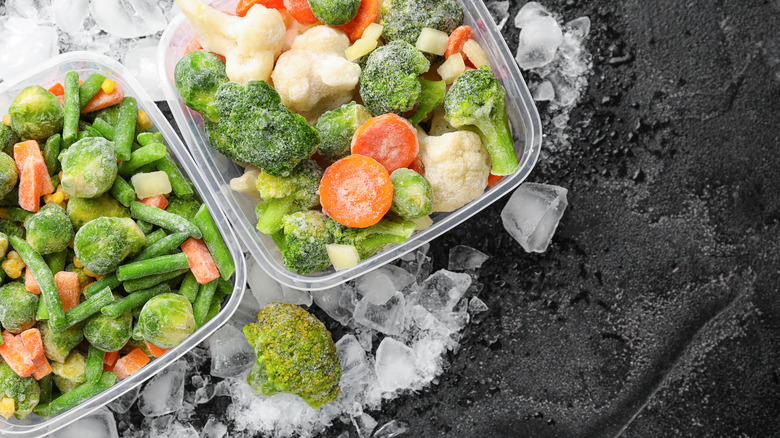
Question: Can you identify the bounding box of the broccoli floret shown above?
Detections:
[243,303,341,409]
[381,0,463,46]
[0,124,20,157]
[359,41,430,116]
[174,50,229,122]
[315,102,372,162]
[309,0,361,25]
[0,360,39,420]
[279,211,333,275]
[204,81,319,176]
[254,159,322,236]
[444,66,519,176]
[8,85,65,140]
[329,215,416,259]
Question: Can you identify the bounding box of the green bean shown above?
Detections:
[38,374,53,405]
[142,229,167,249]
[8,207,32,223]
[9,235,66,331]
[132,232,188,263]
[131,141,144,152]
[62,71,80,147]
[116,253,190,282]
[190,204,234,280]
[44,250,68,274]
[113,97,137,161]
[86,344,105,384]
[101,283,170,319]
[110,175,136,208]
[136,220,154,235]
[77,120,103,138]
[35,371,116,417]
[204,278,232,323]
[205,300,221,323]
[91,117,115,141]
[64,287,113,327]
[137,132,164,146]
[135,163,157,174]
[84,274,120,298]
[36,294,49,321]
[43,134,61,175]
[118,143,167,176]
[130,201,201,238]
[179,271,199,303]
[155,154,194,199]
[123,268,189,293]
[193,278,218,328]
[78,73,106,111]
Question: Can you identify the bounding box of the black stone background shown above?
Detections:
[142,0,780,436]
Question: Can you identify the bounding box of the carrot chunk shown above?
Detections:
[181,238,220,285]
[351,113,419,174]
[145,341,169,358]
[283,0,319,24]
[336,0,380,42]
[319,154,393,228]
[54,271,81,312]
[25,268,41,295]
[487,173,503,188]
[48,83,64,96]
[139,195,169,210]
[81,83,125,113]
[236,0,284,16]
[445,25,474,59]
[20,328,52,380]
[0,332,34,378]
[104,350,120,367]
[113,348,150,379]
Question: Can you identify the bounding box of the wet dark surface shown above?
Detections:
[144,0,780,436]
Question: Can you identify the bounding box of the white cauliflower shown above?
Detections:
[417,129,490,212]
[176,0,285,84]
[271,26,361,120]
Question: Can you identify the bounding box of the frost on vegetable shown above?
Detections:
[0,361,39,420]
[0,153,19,199]
[8,85,64,141]
[67,194,130,230]
[359,40,430,116]
[390,168,434,219]
[309,0,361,25]
[24,203,74,255]
[51,350,87,394]
[417,129,489,212]
[40,320,84,364]
[84,308,133,353]
[315,102,372,162]
[280,211,334,275]
[271,26,362,120]
[0,125,20,157]
[174,50,230,122]
[0,283,38,334]
[73,217,146,275]
[60,137,118,198]
[134,293,196,349]
[175,0,286,84]
[381,0,463,49]
[254,159,322,236]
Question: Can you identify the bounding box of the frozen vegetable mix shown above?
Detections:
[133,293,196,349]
[60,137,118,198]
[8,86,64,141]
[24,204,74,255]
[174,50,230,122]
[73,217,145,275]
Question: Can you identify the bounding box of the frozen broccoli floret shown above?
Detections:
[66,195,130,230]
[444,66,518,176]
[40,320,84,363]
[51,350,87,394]
[359,41,430,115]
[84,307,132,352]
[73,217,146,275]
[0,124,20,156]
[0,220,24,239]
[24,204,74,255]
[0,152,18,199]
[243,303,341,409]
[381,0,463,47]
[174,50,230,122]
[390,168,433,219]
[8,85,64,140]
[204,81,319,176]
[0,360,39,420]
[60,137,118,198]
[309,0,361,25]
[329,215,416,259]
[315,102,372,161]
[133,293,196,348]
[254,159,322,235]
[279,211,334,275]
[0,283,39,333]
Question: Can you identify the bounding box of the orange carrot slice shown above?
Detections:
[145,341,169,358]
[15,141,53,212]
[25,268,41,295]
[336,0,380,42]
[181,238,220,285]
[48,83,64,96]
[236,0,284,16]
[0,332,34,378]
[283,0,319,24]
[139,195,169,210]
[81,83,125,113]
[113,348,150,379]
[487,173,503,188]
[104,351,119,367]
[351,114,419,174]
[319,154,393,228]
[20,328,52,380]
[445,25,474,59]
[54,271,81,312]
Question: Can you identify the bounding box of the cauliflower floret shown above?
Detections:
[417,129,490,212]
[271,26,361,120]
[176,0,286,84]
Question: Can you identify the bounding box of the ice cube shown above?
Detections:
[89,0,167,38]
[107,386,141,414]
[122,39,166,101]
[469,296,489,313]
[532,80,555,101]
[486,1,510,30]
[412,334,449,383]
[202,417,229,438]
[514,1,549,29]
[565,16,591,43]
[515,3,563,70]
[373,420,410,438]
[398,251,432,283]
[355,271,397,305]
[312,285,353,325]
[376,264,416,290]
[166,421,199,438]
[6,0,53,21]
[282,285,312,306]
[418,270,472,314]
[0,17,59,83]
[356,327,374,351]
[247,255,312,307]
[352,413,378,438]
[52,0,89,34]
[137,360,186,417]
[447,245,489,271]
[375,338,417,392]
[209,324,256,378]
[337,334,373,387]
[353,291,406,335]
[52,407,118,438]
[500,182,568,253]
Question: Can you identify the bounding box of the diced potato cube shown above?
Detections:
[437,53,466,84]
[346,38,378,62]
[411,215,433,230]
[416,27,449,56]
[0,397,14,419]
[131,171,172,199]
[326,244,360,271]
[361,23,384,42]
[229,168,263,201]
[463,39,489,68]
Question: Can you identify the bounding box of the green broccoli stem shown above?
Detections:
[256,197,296,235]
[474,112,519,176]
[357,233,411,259]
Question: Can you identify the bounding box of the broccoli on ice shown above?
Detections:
[279,211,334,275]
[254,159,322,236]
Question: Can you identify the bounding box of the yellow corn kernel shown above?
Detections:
[101,79,116,94]
[73,257,83,269]
[137,110,151,130]
[0,208,8,220]
[44,191,65,205]
[0,397,14,419]
[2,257,25,279]
[7,251,21,261]
[2,115,10,127]
[83,267,99,278]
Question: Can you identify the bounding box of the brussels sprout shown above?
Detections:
[134,293,196,349]
[0,124,20,157]
[8,85,64,140]
[84,310,132,352]
[51,350,87,394]
[0,152,18,199]
[0,360,40,420]
[309,0,361,25]
[66,195,130,230]
[174,50,229,122]
[389,168,433,219]
[165,196,202,221]
[24,204,74,255]
[39,320,85,363]
[73,217,145,275]
[0,283,38,333]
[60,137,118,198]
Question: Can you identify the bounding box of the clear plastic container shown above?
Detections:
[159,0,542,291]
[0,52,246,437]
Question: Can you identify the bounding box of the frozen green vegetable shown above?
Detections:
[60,137,118,198]
[73,217,146,275]
[133,293,196,349]
[0,152,19,199]
[84,307,133,352]
[8,85,64,140]
[0,360,40,420]
[279,211,334,275]
[51,350,87,394]
[66,195,130,230]
[359,41,430,116]
[329,215,416,259]
[174,50,230,122]
[315,102,372,161]
[39,320,84,363]
[309,0,361,25]
[0,283,39,333]
[254,159,322,236]
[381,0,463,46]
[24,204,74,255]
[390,168,433,219]
[0,124,20,156]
